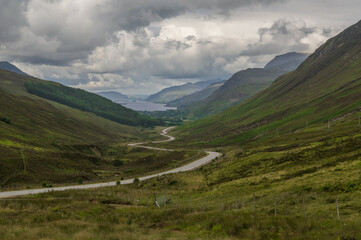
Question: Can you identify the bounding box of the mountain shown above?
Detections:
[177,20,361,146]
[166,80,225,108]
[96,91,129,102]
[185,52,309,119]
[146,79,221,103]
[0,69,159,186]
[264,52,310,71]
[25,81,161,127]
[0,61,30,76]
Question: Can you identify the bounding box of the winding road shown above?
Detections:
[0,127,220,198]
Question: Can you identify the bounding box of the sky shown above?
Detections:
[0,0,360,95]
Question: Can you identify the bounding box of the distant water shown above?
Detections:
[116,100,177,112]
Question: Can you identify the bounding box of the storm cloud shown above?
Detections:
[0,0,360,94]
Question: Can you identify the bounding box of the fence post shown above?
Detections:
[235,196,238,210]
[203,197,205,211]
[189,197,191,209]
[274,197,277,215]
[253,193,255,213]
[164,191,166,208]
[336,196,340,220]
[218,195,221,211]
[302,195,306,219]
[176,196,178,208]
[154,193,157,207]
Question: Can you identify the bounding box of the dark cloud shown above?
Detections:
[97,0,284,31]
[1,0,358,94]
[0,0,29,43]
[0,0,284,66]
[241,19,339,56]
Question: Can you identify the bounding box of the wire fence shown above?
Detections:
[152,192,361,221]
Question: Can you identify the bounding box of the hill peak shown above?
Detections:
[264,52,309,72]
[0,61,30,76]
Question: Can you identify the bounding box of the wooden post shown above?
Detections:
[235,196,238,210]
[21,149,26,174]
[336,196,340,220]
[203,197,205,211]
[176,196,178,208]
[218,195,221,211]
[302,196,306,219]
[189,197,191,209]
[274,198,277,215]
[164,191,166,208]
[154,193,157,207]
[253,193,255,213]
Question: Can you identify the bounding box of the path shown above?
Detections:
[0,127,220,198]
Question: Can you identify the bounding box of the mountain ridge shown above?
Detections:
[146,79,221,103]
[176,20,361,146]
[184,52,309,119]
[0,61,30,76]
[96,91,130,102]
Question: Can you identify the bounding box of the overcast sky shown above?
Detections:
[0,0,360,95]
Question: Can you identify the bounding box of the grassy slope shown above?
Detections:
[175,20,361,146]
[0,70,182,187]
[186,68,280,119]
[24,79,161,127]
[184,53,308,119]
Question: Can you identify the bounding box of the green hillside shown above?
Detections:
[0,70,165,186]
[176,21,361,146]
[24,81,161,127]
[185,52,308,119]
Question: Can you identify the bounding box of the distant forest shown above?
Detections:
[25,81,162,127]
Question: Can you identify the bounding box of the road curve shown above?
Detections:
[0,127,220,198]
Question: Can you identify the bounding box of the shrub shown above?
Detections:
[0,117,10,124]
[116,180,121,186]
[133,178,140,184]
[113,159,124,167]
[77,178,84,184]
[41,181,53,188]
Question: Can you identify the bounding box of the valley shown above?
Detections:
[0,4,360,239]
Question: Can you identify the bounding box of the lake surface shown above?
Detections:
[115,100,177,112]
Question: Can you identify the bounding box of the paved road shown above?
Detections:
[0,127,220,198]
